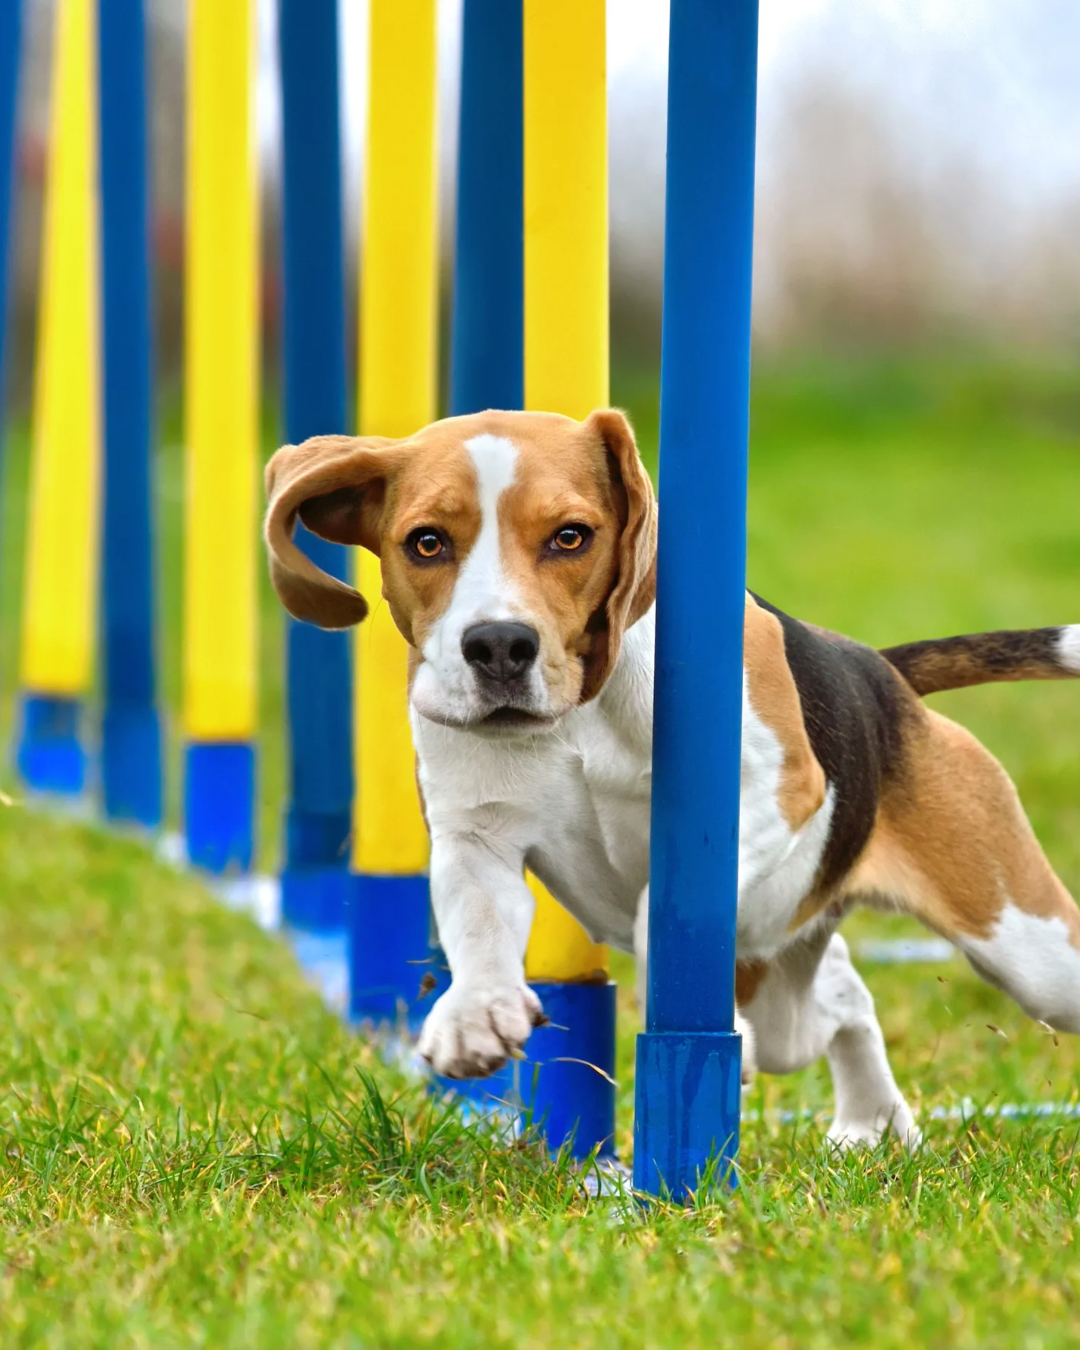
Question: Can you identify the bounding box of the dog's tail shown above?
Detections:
[881,625,1080,696]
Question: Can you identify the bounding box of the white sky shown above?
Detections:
[257,1,1080,242]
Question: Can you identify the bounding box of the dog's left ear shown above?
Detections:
[263,432,402,629]
[579,409,658,701]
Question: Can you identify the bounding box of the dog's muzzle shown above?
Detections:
[458,621,552,728]
[461,621,539,683]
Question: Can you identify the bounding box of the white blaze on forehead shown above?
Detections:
[427,435,520,656]
[466,433,518,515]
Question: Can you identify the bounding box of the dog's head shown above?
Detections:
[264,409,656,733]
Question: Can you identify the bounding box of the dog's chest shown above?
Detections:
[415,605,837,961]
[531,684,835,959]
[522,706,653,950]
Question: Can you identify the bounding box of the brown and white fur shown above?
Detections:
[264,408,1080,1150]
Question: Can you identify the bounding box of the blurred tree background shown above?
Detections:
[7,0,1080,412]
[4,0,1080,857]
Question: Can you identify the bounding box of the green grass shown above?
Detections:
[3,808,1080,1347]
[2,351,1080,1344]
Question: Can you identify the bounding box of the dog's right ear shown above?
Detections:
[263,433,403,629]
[578,409,658,701]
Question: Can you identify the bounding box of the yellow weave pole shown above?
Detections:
[349,0,436,1026]
[18,0,99,726]
[523,0,609,985]
[182,0,260,871]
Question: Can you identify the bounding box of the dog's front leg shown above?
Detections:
[418,828,545,1080]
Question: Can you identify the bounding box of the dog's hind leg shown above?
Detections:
[855,708,1080,1036]
[739,927,919,1149]
[633,885,649,1015]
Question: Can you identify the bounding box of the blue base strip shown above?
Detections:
[633,1030,742,1200]
[288,927,349,1012]
[16,694,87,795]
[521,981,617,1159]
[279,807,350,932]
[282,865,350,934]
[347,872,432,1033]
[184,742,255,874]
[101,702,162,828]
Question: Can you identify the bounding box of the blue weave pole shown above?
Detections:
[98,0,162,829]
[0,0,22,584]
[16,695,83,794]
[0,0,19,719]
[277,0,353,933]
[435,0,523,1114]
[450,0,524,417]
[0,0,21,446]
[184,742,255,873]
[632,0,759,1201]
[348,872,431,1033]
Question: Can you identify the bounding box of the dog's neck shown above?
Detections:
[589,603,656,754]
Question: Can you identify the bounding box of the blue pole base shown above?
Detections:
[347,872,432,1033]
[281,865,350,934]
[183,741,255,874]
[101,702,162,829]
[280,807,351,932]
[521,980,617,1160]
[15,694,88,796]
[288,927,349,1013]
[632,1030,742,1200]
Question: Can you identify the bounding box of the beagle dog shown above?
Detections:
[264,408,1080,1149]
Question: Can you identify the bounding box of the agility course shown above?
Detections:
[0,0,756,1198]
[4,1,1080,1340]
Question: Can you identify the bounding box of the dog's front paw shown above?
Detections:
[418,982,545,1079]
[827,1098,921,1153]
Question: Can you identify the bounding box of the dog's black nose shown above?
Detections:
[462,622,540,683]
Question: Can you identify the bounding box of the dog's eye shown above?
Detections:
[551,524,592,553]
[406,528,449,561]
